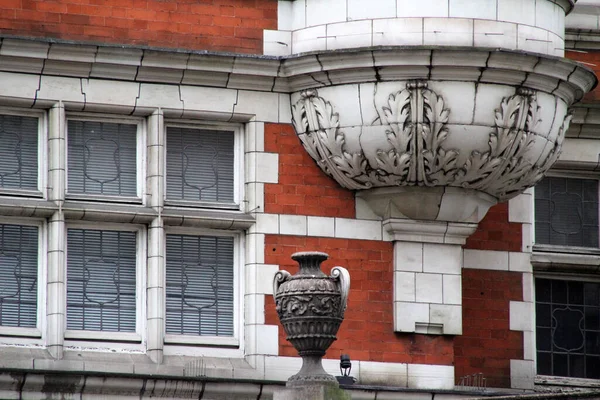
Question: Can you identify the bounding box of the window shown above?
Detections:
[0,223,38,329]
[165,233,235,338]
[536,278,600,379]
[0,112,41,194]
[66,228,138,335]
[534,177,599,248]
[166,126,236,207]
[67,117,142,200]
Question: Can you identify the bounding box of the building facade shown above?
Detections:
[0,0,598,398]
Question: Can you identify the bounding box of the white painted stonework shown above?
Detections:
[268,0,572,56]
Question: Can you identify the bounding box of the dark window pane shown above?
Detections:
[552,280,567,304]
[570,355,585,378]
[586,331,600,355]
[553,353,568,376]
[0,114,38,190]
[569,281,584,306]
[534,177,599,247]
[68,120,137,196]
[67,229,136,332]
[0,224,38,327]
[165,234,234,336]
[536,303,551,328]
[537,327,552,351]
[166,127,234,203]
[537,352,552,375]
[586,357,600,379]
[584,283,600,306]
[585,307,600,331]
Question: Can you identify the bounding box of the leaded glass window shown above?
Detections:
[166,127,235,204]
[166,234,234,336]
[67,229,136,332]
[0,224,38,328]
[67,120,137,196]
[536,278,600,379]
[0,114,38,191]
[534,177,599,248]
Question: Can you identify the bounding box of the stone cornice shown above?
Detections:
[0,37,595,105]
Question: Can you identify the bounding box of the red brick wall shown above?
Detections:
[264,235,454,365]
[0,0,277,54]
[464,202,522,252]
[566,51,600,102]
[454,269,524,388]
[264,123,356,218]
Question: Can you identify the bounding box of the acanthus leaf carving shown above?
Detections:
[291,83,570,201]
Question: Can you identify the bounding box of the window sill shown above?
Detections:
[162,206,254,230]
[0,327,41,338]
[63,201,157,223]
[531,249,600,274]
[65,330,142,342]
[0,197,57,218]
[164,334,239,347]
[536,375,600,388]
[165,199,240,211]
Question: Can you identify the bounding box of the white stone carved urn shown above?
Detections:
[288,51,596,223]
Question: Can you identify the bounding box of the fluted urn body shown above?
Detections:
[273,252,350,386]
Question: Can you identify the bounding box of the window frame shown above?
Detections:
[0,107,47,198]
[163,121,243,211]
[65,113,146,204]
[0,216,46,339]
[63,221,146,344]
[533,173,600,253]
[534,272,600,384]
[163,226,243,348]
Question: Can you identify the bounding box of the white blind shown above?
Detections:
[68,120,137,196]
[166,127,234,203]
[0,114,38,190]
[165,234,234,336]
[67,229,136,332]
[0,224,37,328]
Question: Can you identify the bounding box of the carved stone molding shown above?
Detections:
[292,81,571,203]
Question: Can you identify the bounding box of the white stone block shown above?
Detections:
[245,182,265,215]
[522,272,534,303]
[508,252,531,273]
[449,0,496,19]
[510,359,534,389]
[474,20,518,50]
[179,85,237,115]
[517,25,549,55]
[327,20,372,50]
[292,0,307,30]
[508,193,533,224]
[278,93,292,124]
[0,72,41,103]
[430,304,462,335]
[277,0,293,30]
[428,81,475,124]
[397,0,449,17]
[307,216,335,237]
[463,249,509,270]
[498,0,535,25]
[251,264,280,295]
[236,90,280,122]
[252,213,279,235]
[416,273,443,304]
[523,329,535,361]
[81,79,140,112]
[306,0,346,27]
[292,26,327,54]
[394,271,416,302]
[510,301,534,332]
[394,302,429,332]
[394,242,423,272]
[407,364,454,390]
[359,361,408,387]
[535,0,556,32]
[38,76,85,104]
[244,293,265,325]
[255,152,279,184]
[250,325,279,356]
[136,83,183,110]
[566,13,599,30]
[348,0,395,20]
[443,274,461,305]
[522,222,533,253]
[280,215,307,236]
[422,243,461,274]
[246,121,265,153]
[246,233,265,265]
[424,18,473,47]
[335,218,382,240]
[264,30,292,57]
[473,83,517,126]
[373,18,424,46]
[265,356,302,381]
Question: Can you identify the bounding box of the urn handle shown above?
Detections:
[330,266,350,314]
[273,270,292,298]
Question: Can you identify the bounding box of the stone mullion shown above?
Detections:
[146,109,165,364]
[46,102,66,359]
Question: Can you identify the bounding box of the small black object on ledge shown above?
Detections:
[336,354,356,385]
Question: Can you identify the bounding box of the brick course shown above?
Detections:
[464,202,522,252]
[0,0,277,54]
[454,269,524,388]
[264,234,454,365]
[264,123,356,218]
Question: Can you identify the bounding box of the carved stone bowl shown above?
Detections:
[290,53,596,222]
